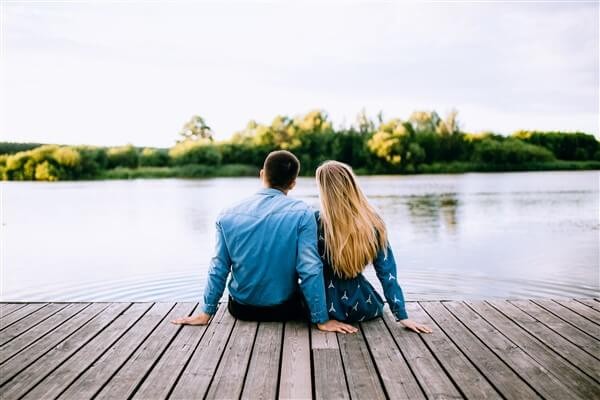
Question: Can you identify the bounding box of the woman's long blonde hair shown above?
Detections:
[316,161,387,279]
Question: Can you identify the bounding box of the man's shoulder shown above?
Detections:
[216,194,258,221]
[218,193,314,222]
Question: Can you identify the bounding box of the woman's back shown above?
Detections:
[316,211,408,322]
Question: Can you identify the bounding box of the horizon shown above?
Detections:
[1,1,598,147]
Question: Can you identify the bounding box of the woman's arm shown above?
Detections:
[373,243,432,333]
[373,242,408,320]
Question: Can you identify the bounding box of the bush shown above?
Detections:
[513,131,599,160]
[107,145,139,169]
[75,146,109,178]
[215,164,259,177]
[472,139,555,164]
[5,152,35,180]
[139,148,169,167]
[169,141,222,166]
[35,161,61,181]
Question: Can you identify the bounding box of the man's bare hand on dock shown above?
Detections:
[171,312,212,325]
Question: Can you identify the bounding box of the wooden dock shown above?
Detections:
[0,299,599,399]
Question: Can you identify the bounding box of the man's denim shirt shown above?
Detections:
[202,187,329,324]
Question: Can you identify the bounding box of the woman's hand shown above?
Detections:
[171,312,212,325]
[400,319,432,333]
[317,320,359,334]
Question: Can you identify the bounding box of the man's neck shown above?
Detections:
[263,185,288,195]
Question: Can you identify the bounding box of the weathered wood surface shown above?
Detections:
[0,299,598,400]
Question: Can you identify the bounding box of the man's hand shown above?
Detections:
[400,318,432,333]
[317,320,358,334]
[171,312,212,326]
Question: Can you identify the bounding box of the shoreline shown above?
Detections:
[4,160,596,181]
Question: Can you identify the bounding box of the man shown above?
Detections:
[172,150,357,333]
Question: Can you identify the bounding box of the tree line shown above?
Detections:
[1,109,599,181]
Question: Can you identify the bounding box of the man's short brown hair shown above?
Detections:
[263,150,300,190]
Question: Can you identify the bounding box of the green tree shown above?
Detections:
[355,108,375,135]
[179,115,214,142]
[107,145,139,169]
[140,148,169,167]
[367,119,415,169]
[35,161,61,181]
[169,140,222,165]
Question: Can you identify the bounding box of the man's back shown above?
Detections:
[202,187,328,323]
[220,188,314,305]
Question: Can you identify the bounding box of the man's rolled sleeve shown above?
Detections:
[296,210,329,324]
[202,220,232,315]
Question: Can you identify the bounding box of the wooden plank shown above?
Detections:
[487,300,600,380]
[575,298,600,313]
[532,299,600,340]
[421,301,540,399]
[241,322,283,400]
[95,303,197,399]
[169,306,236,400]
[553,299,600,325]
[382,308,462,400]
[0,303,130,399]
[408,302,501,399]
[360,317,422,400]
[56,303,175,399]
[0,304,27,317]
[0,303,69,346]
[468,300,600,398]
[132,304,218,400]
[510,300,600,360]
[278,320,312,400]
[0,303,109,385]
[338,324,387,400]
[205,319,258,399]
[0,303,47,330]
[311,327,349,400]
[0,303,89,363]
[18,303,149,400]
[445,301,584,400]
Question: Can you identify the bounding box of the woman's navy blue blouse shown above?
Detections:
[316,212,409,322]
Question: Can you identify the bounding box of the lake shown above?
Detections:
[1,171,598,302]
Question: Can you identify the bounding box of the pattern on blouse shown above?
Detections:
[359,315,366,322]
[329,302,336,313]
[352,302,359,311]
[366,294,372,304]
[388,273,395,281]
[341,291,348,301]
[328,280,335,289]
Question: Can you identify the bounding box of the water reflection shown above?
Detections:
[405,193,459,236]
[2,171,598,301]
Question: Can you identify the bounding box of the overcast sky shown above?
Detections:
[1,1,598,147]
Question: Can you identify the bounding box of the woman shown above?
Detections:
[315,160,431,333]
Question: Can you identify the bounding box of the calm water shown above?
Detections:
[1,171,598,301]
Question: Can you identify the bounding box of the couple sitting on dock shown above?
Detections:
[173,150,431,334]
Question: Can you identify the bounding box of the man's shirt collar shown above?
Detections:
[257,187,285,196]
